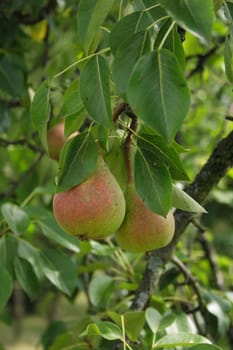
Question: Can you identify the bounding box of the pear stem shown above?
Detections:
[124,109,137,184]
[113,103,138,184]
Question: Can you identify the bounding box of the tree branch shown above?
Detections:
[132,130,233,310]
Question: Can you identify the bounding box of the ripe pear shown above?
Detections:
[53,157,126,240]
[47,121,78,161]
[115,184,175,253]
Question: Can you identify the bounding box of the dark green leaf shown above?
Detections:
[159,0,214,44]
[134,148,172,216]
[62,80,84,119]
[0,57,24,97]
[1,202,29,235]
[40,321,67,350]
[112,31,150,96]
[38,216,80,253]
[30,80,50,149]
[44,249,77,295]
[89,275,115,307]
[56,132,98,192]
[0,235,18,274]
[128,49,190,142]
[138,133,189,180]
[80,56,112,128]
[14,257,40,299]
[154,20,185,70]
[77,0,115,53]
[0,265,13,311]
[224,37,233,83]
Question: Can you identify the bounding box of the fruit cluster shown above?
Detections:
[48,122,175,253]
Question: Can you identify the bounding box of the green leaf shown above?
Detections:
[110,8,166,55]
[1,202,29,235]
[84,321,122,341]
[145,307,162,333]
[128,49,190,142]
[77,0,115,53]
[88,274,115,307]
[159,0,214,44]
[0,265,13,311]
[154,20,185,70]
[112,31,150,97]
[158,312,176,331]
[62,80,84,120]
[0,235,18,274]
[80,56,112,128]
[134,148,172,216]
[123,311,145,341]
[56,132,98,192]
[155,332,211,348]
[224,37,233,83]
[38,216,80,253]
[14,257,40,300]
[138,133,189,180]
[30,80,51,149]
[189,344,222,350]
[17,239,45,280]
[0,57,24,97]
[43,249,77,295]
[172,185,207,213]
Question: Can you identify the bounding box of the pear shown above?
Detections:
[53,157,126,240]
[47,121,78,161]
[115,184,175,253]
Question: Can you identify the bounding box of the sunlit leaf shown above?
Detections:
[172,185,207,213]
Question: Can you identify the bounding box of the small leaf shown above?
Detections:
[14,257,40,300]
[1,202,29,236]
[89,275,115,307]
[30,80,50,149]
[128,49,190,142]
[0,265,13,311]
[172,185,207,213]
[134,148,172,216]
[56,132,98,192]
[158,312,176,331]
[86,321,122,341]
[155,332,211,348]
[80,56,112,128]
[0,235,18,274]
[38,216,80,253]
[159,0,214,44]
[145,307,162,333]
[77,0,115,53]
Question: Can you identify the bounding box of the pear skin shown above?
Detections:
[53,157,126,240]
[115,184,175,253]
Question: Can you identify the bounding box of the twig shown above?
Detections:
[0,137,42,153]
[192,220,224,290]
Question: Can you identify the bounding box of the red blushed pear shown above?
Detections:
[47,121,78,161]
[53,156,126,240]
[115,184,175,253]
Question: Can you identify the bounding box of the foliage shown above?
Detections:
[0,0,233,349]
